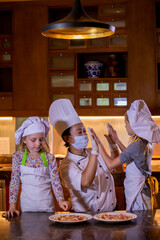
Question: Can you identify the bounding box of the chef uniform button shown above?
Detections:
[97,196,99,199]
[110,189,112,192]
[106,176,108,179]
[99,165,102,167]
[112,203,114,205]
[98,209,100,212]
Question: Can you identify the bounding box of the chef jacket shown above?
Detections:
[60,149,117,213]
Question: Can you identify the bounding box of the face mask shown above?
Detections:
[71,135,89,150]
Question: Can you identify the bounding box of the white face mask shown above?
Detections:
[71,135,89,150]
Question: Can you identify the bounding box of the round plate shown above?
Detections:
[93,212,137,223]
[49,212,92,223]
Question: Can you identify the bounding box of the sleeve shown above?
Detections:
[9,152,21,203]
[60,159,82,192]
[48,154,65,202]
[119,141,145,164]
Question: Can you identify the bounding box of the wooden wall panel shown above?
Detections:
[127,0,156,111]
[13,5,48,112]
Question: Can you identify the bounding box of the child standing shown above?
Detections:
[4,117,70,218]
[93,100,160,211]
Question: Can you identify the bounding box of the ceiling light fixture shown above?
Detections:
[41,0,115,39]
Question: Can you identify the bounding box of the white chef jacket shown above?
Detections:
[60,149,117,213]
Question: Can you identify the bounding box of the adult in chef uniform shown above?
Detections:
[49,99,123,213]
[95,100,160,211]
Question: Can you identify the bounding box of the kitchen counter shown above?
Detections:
[0,210,160,240]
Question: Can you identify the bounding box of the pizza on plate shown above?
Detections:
[98,213,133,221]
[55,214,88,222]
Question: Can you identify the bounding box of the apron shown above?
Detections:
[20,150,54,212]
[124,161,151,211]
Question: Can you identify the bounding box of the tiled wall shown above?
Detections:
[50,116,160,158]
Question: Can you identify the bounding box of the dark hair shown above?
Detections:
[62,127,71,148]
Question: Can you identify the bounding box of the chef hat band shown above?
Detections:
[49,99,82,136]
[15,117,50,145]
[127,99,160,143]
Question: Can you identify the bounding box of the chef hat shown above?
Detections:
[15,117,50,145]
[127,99,160,143]
[49,99,82,136]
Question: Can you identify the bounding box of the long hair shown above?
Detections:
[18,136,50,153]
[125,113,154,156]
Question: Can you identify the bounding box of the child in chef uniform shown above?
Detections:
[93,99,160,211]
[3,117,70,218]
[49,99,123,213]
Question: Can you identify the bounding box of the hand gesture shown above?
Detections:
[87,127,99,155]
[106,122,119,144]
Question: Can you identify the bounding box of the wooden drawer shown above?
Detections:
[0,96,12,109]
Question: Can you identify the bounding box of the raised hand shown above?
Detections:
[87,127,99,155]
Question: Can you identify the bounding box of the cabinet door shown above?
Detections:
[112,79,128,92]
[109,33,127,48]
[95,80,110,92]
[99,3,127,18]
[0,35,12,49]
[95,95,110,108]
[49,52,75,70]
[88,38,108,49]
[0,51,12,63]
[50,92,75,106]
[77,95,93,108]
[49,38,69,49]
[99,3,127,30]
[49,71,76,90]
[77,80,93,93]
[112,94,128,107]
[0,95,12,109]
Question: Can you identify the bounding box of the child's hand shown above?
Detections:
[2,203,20,218]
[106,123,119,144]
[59,199,72,211]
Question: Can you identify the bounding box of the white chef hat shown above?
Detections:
[49,99,82,136]
[127,99,160,143]
[15,117,50,145]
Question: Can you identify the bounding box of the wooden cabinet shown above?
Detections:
[0,0,158,116]
[0,10,13,111]
[47,2,128,115]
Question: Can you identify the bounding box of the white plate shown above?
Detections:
[93,212,137,223]
[49,212,92,223]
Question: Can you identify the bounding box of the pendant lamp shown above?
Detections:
[41,0,115,39]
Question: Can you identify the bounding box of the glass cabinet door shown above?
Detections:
[95,81,110,92]
[96,95,110,107]
[49,39,69,49]
[99,3,127,17]
[113,95,127,107]
[0,35,11,49]
[78,80,93,92]
[99,3,127,30]
[0,51,12,63]
[109,34,127,47]
[50,71,75,89]
[113,80,127,91]
[49,52,75,70]
[78,95,92,107]
[50,92,75,106]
